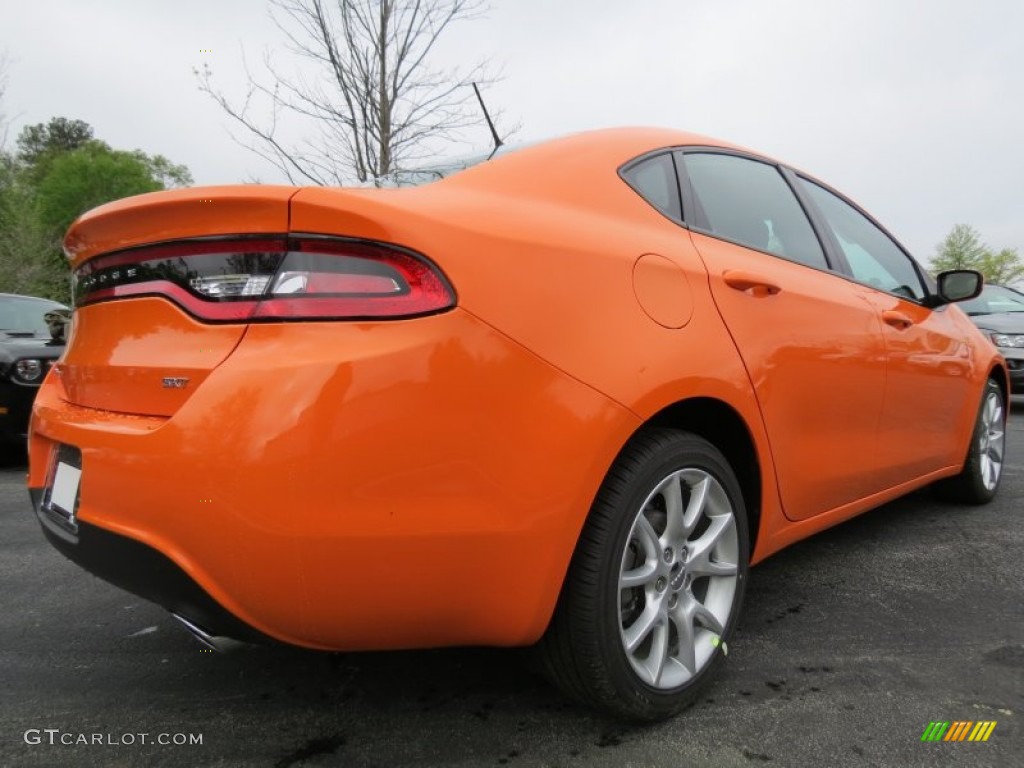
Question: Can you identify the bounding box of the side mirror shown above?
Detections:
[935,270,983,305]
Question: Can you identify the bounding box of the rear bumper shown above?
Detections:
[30,487,271,642]
[28,307,640,651]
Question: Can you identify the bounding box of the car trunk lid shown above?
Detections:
[59,186,297,417]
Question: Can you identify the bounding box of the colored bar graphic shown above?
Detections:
[944,721,970,741]
[971,722,997,742]
[922,720,996,742]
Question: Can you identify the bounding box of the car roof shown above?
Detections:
[375,128,762,187]
[421,127,764,207]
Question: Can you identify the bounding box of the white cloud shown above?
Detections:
[2,0,1021,260]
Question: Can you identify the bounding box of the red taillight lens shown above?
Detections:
[253,237,454,320]
[74,236,455,322]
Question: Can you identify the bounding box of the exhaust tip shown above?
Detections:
[172,613,248,653]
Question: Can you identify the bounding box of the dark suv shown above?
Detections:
[1,293,69,457]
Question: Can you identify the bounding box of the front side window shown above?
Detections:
[682,152,828,270]
[800,179,926,301]
[621,153,682,220]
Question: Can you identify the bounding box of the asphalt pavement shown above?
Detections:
[1,409,1021,768]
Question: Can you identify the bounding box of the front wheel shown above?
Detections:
[539,429,750,721]
[934,378,1006,504]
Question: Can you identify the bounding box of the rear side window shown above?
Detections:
[621,153,682,220]
[683,152,828,270]
[799,179,926,301]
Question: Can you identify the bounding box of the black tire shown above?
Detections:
[539,429,750,721]
[933,378,1006,505]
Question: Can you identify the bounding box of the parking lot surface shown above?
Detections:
[1,410,1021,767]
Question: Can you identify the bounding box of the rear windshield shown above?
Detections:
[368,144,527,188]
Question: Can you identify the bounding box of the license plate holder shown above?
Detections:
[42,444,82,531]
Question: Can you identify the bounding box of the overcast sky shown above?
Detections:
[2,0,1021,264]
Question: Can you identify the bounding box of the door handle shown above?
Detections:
[881,309,914,330]
[722,270,781,297]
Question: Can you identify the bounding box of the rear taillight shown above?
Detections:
[73,236,455,322]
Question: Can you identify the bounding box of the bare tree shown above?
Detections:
[197,0,505,186]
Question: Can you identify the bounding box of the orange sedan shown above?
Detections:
[27,128,1006,720]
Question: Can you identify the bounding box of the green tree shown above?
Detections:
[1,153,47,295]
[0,116,192,303]
[16,117,94,175]
[132,150,193,189]
[36,143,171,236]
[18,117,94,158]
[0,73,54,296]
[932,224,1023,285]
[932,224,988,271]
[978,248,1024,286]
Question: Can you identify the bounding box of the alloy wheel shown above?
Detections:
[978,388,1005,491]
[618,468,739,689]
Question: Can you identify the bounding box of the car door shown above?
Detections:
[795,177,977,485]
[679,151,888,521]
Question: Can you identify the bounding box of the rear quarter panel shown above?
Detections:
[291,132,786,564]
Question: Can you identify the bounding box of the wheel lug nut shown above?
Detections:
[655,577,667,592]
[663,548,673,563]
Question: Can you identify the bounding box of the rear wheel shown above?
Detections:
[540,429,749,721]
[934,378,1005,504]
